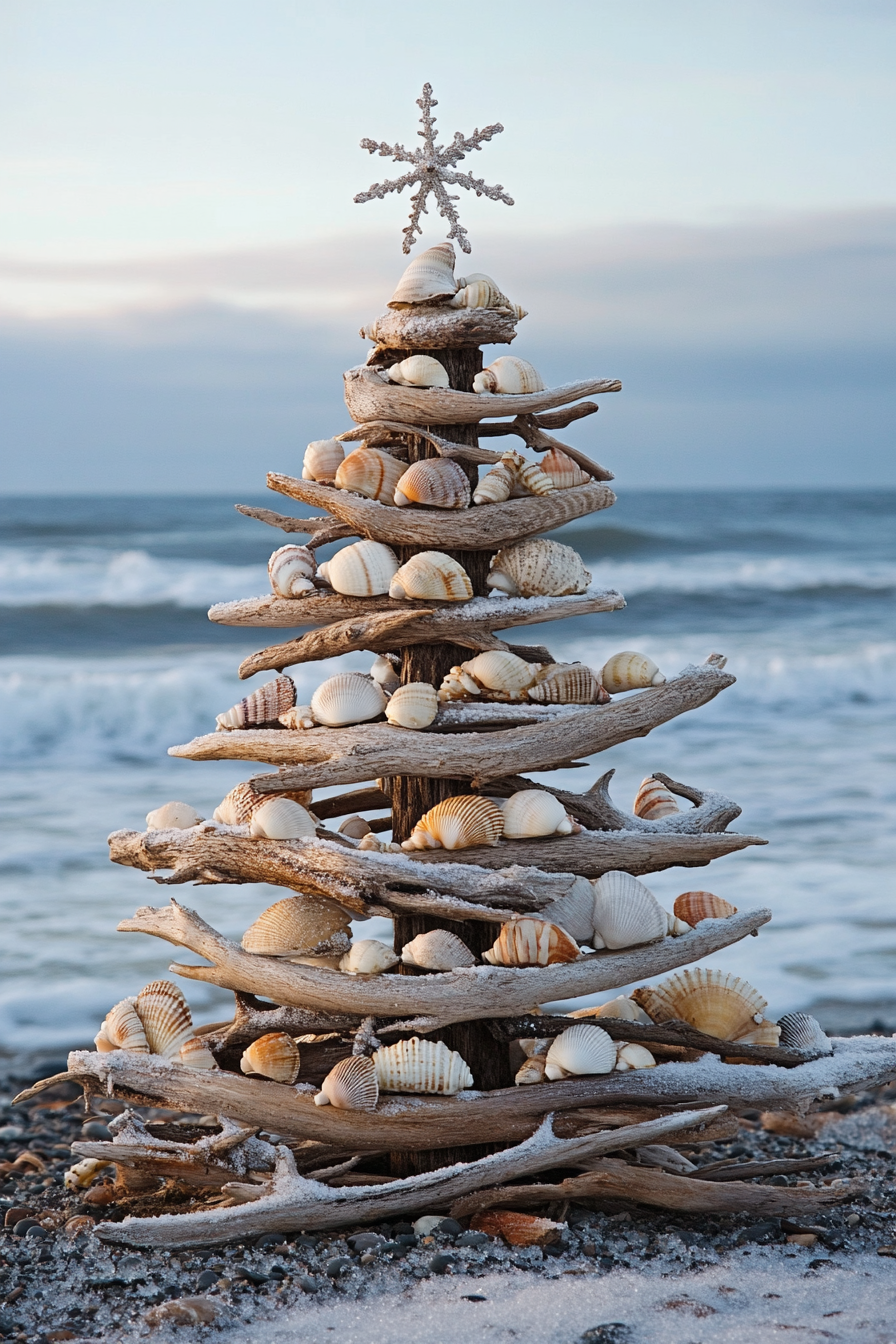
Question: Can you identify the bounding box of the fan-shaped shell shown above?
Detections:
[338,814,372,839]
[673,891,737,925]
[335,448,405,505]
[314,1055,379,1110]
[394,458,470,509]
[777,1013,832,1056]
[591,872,668,950]
[529,663,606,705]
[401,929,476,971]
[540,878,600,943]
[385,682,439,730]
[135,981,194,1059]
[514,1055,547,1085]
[539,447,590,489]
[601,651,665,694]
[388,243,457,308]
[569,995,653,1024]
[463,650,539,698]
[240,1033,300,1084]
[216,675,296,731]
[473,460,515,505]
[633,776,680,820]
[388,551,472,602]
[544,1024,616,1080]
[213,779,310,826]
[502,789,575,839]
[487,539,591,598]
[145,801,204,830]
[310,672,387,728]
[632,968,768,1042]
[373,1037,473,1095]
[302,438,345,483]
[370,654,400,692]
[482,918,579,967]
[248,798,317,841]
[402,794,504,852]
[96,998,149,1054]
[180,1037,217,1070]
[615,1042,657,1071]
[339,940,399,976]
[473,356,544,395]
[387,354,451,388]
[317,540,399,597]
[242,896,351,957]
[268,545,316,599]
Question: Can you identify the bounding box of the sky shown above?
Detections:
[1,0,894,491]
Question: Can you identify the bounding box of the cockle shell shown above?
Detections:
[544,1024,616,1080]
[314,1055,379,1110]
[145,801,204,830]
[302,438,344,483]
[240,1032,301,1084]
[540,877,602,943]
[501,789,576,839]
[372,1037,473,1095]
[600,651,665,694]
[310,673,387,728]
[569,995,653,1024]
[632,968,768,1042]
[216,675,296,731]
[633,776,680,820]
[515,1055,547,1085]
[487,538,591,598]
[777,1013,832,1056]
[179,1036,217,1070]
[473,356,544,395]
[615,1042,657,1071]
[482,918,579,967]
[335,448,405,505]
[268,545,316,599]
[673,891,737,925]
[473,460,515,505]
[385,682,439,729]
[213,780,312,827]
[394,458,470,509]
[95,998,149,1054]
[387,355,451,388]
[464,650,539,698]
[402,794,504,852]
[370,654,400,692]
[401,929,476,971]
[248,797,317,840]
[591,871,668,950]
[242,896,351,958]
[339,940,399,976]
[338,815,372,839]
[539,447,591,489]
[388,243,457,308]
[317,540,399,597]
[528,663,607,705]
[388,551,473,602]
[135,981,194,1059]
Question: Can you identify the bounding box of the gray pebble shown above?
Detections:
[455,1231,489,1248]
[0,1126,24,1143]
[429,1252,455,1275]
[436,1218,463,1236]
[347,1233,384,1252]
[80,1121,112,1141]
[325,1256,352,1278]
[297,1275,320,1293]
[196,1269,218,1290]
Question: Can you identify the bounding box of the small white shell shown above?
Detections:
[145,802,204,830]
[614,1042,657,1071]
[514,1055,547,1085]
[335,448,406,505]
[302,438,345,483]
[135,981,194,1060]
[473,460,515,505]
[388,551,472,602]
[213,779,310,826]
[268,545,316,599]
[373,1037,473,1095]
[394,458,470,509]
[388,355,451,388]
[487,538,591,598]
[370,654,400,692]
[318,540,399,597]
[339,940,399,976]
[278,704,315,730]
[388,243,457,308]
[385,682,439,729]
[180,1037,217,1070]
[463,650,539,698]
[591,871,668,950]
[501,789,575,839]
[311,673,387,728]
[216,675,296,731]
[450,274,514,310]
[338,815,372,839]
[401,929,476,971]
[248,798,317,840]
[314,1055,379,1110]
[544,1024,616,1080]
[777,1013,833,1056]
[601,652,665,694]
[473,356,544,395]
[540,878,601,943]
[569,996,653,1025]
[512,455,555,497]
[633,776,680,820]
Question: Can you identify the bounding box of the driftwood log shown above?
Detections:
[359,306,521,349]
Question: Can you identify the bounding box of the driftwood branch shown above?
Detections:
[477,415,612,481]
[237,609,443,677]
[359,307,520,350]
[690,1154,840,1183]
[338,421,505,467]
[234,508,347,535]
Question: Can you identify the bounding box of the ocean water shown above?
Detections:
[1,490,894,1050]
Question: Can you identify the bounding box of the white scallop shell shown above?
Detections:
[145,801,204,830]
[339,940,399,976]
[591,871,668,950]
[601,651,665,694]
[473,356,544,395]
[388,243,457,308]
[388,551,472,602]
[302,438,345,483]
[310,673,387,728]
[540,878,601,943]
[385,682,439,729]
[394,458,470,509]
[268,545,316,599]
[242,896,351,958]
[633,777,680,820]
[544,1024,616,1080]
[216,675,296,731]
[314,1055,379,1110]
[372,1037,473,1095]
[387,355,451,388]
[501,789,575,838]
[179,1037,217,1070]
[487,539,591,598]
[401,929,476,971]
[96,997,149,1054]
[402,794,504,851]
[335,448,405,504]
[135,980,194,1059]
[777,1013,832,1056]
[248,798,317,840]
[614,1042,657,1071]
[317,540,399,597]
[370,654,400,692]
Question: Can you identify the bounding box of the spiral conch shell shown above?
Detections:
[314,1055,379,1110]
[673,891,738,926]
[373,1037,473,1095]
[145,801,204,830]
[135,981,195,1059]
[394,458,470,509]
[632,968,768,1043]
[95,998,149,1054]
[401,929,476,971]
[317,540,399,597]
[544,1024,616,1080]
[388,243,457,308]
[438,649,539,702]
[528,663,608,705]
[302,438,344,483]
[402,794,504,851]
[591,872,668,950]
[387,355,451,388]
[473,457,515,505]
[339,940,399,976]
[335,448,405,505]
[385,682,439,729]
[487,539,591,598]
[248,798,317,840]
[310,673,387,728]
[482,918,579,967]
[268,544,316,599]
[501,789,577,839]
[539,447,591,489]
[240,1033,301,1085]
[388,551,472,602]
[600,651,665,693]
[242,896,351,958]
[179,1036,217,1070]
[633,776,680,820]
[473,356,544,395]
[615,1042,657,1071]
[216,675,296,731]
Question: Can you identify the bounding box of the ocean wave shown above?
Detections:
[582,552,896,596]
[0,546,262,608]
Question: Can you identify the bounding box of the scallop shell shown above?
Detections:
[777,1012,832,1056]
[314,1055,379,1110]
[615,1042,657,1071]
[394,458,470,509]
[514,1055,547,1085]
[388,243,457,308]
[317,540,399,597]
[242,896,351,957]
[672,891,737,925]
[268,545,316,599]
[540,878,601,943]
[179,1037,217,1070]
[402,794,504,852]
[544,1024,616,1080]
[473,460,515,505]
[145,801,204,830]
[632,968,768,1042]
[388,551,472,602]
[487,539,590,598]
[401,929,476,971]
[216,675,296,731]
[310,672,387,729]
[240,1032,301,1084]
[372,1037,473,1095]
[482,918,579,967]
[302,438,345,483]
[601,651,665,694]
[385,682,439,729]
[633,776,680,820]
[135,981,194,1059]
[539,447,591,489]
[463,650,539,698]
[502,789,576,839]
[248,797,317,840]
[338,815,372,839]
[569,995,653,1024]
[339,940,399,976]
[473,356,544,395]
[387,355,451,388]
[335,448,405,505]
[96,998,149,1054]
[370,654,400,692]
[591,871,668,950]
[528,663,606,705]
[213,780,311,827]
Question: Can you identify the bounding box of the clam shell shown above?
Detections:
[473,356,544,395]
[544,1024,616,1080]
[540,447,590,489]
[540,878,600,943]
[242,896,351,957]
[268,545,316,599]
[514,1055,547,1085]
[248,798,317,840]
[402,794,504,852]
[401,929,476,971]
[394,458,470,509]
[213,780,312,827]
[601,651,665,694]
[385,682,439,729]
[463,650,539,698]
[777,1012,832,1056]
[338,815,372,839]
[388,354,451,388]
[135,981,194,1059]
[615,1042,657,1071]
[317,540,399,597]
[97,998,149,1053]
[591,871,668,950]
[370,654,400,692]
[302,438,345,483]
[335,448,405,505]
[633,776,680,820]
[388,551,472,602]
[632,968,767,1042]
[482,918,579,967]
[179,1037,217,1070]
[487,538,590,598]
[502,789,575,839]
[216,675,296,731]
[339,940,399,975]
[314,1055,379,1110]
[569,995,653,1024]
[673,891,738,925]
[311,672,387,729]
[145,801,204,830]
[240,1032,300,1084]
[528,663,606,705]
[473,461,515,505]
[388,243,457,308]
[372,1036,473,1095]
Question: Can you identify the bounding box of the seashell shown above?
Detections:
[310,672,387,729]
[317,540,399,597]
[216,675,296,731]
[279,704,315,730]
[179,1036,217,1070]
[615,1042,657,1071]
[487,538,590,598]
[633,776,680,820]
[513,455,555,497]
[473,459,515,505]
[469,1210,563,1248]
[482,918,579,967]
[135,981,194,1059]
[370,654,400,692]
[248,797,317,840]
[401,929,476,971]
[95,998,149,1054]
[402,794,504,852]
[302,437,344,483]
[569,995,653,1024]
[385,681,439,730]
[514,1055,547,1085]
[65,1157,113,1190]
[673,891,738,925]
[473,356,545,395]
[777,1012,832,1056]
[145,801,204,830]
[268,544,316,599]
[540,877,601,943]
[528,663,607,705]
[591,871,668,950]
[240,1032,300,1084]
[544,1024,616,1080]
[539,446,590,489]
[387,354,451,388]
[388,551,472,602]
[213,779,310,826]
[394,458,470,509]
[600,651,665,694]
[372,1037,473,1095]
[502,789,576,839]
[450,274,517,311]
[666,911,692,937]
[242,896,351,957]
[388,243,457,308]
[335,448,405,505]
[733,1019,781,1047]
[357,832,403,853]
[339,940,399,976]
[145,1299,221,1328]
[632,968,768,1042]
[338,814,372,839]
[463,650,539,699]
[314,1055,379,1110]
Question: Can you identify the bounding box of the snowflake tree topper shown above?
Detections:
[354,83,514,254]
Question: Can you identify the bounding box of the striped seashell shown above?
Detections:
[388,551,473,602]
[539,447,590,489]
[310,672,387,729]
[385,682,439,729]
[777,1012,832,1056]
[402,794,504,852]
[615,1042,657,1071]
[268,545,316,599]
[95,997,149,1054]
[216,675,296,731]
[145,801,204,830]
[633,776,680,820]
[514,1055,547,1085]
[544,1024,616,1080]
[242,896,351,957]
[462,650,540,699]
[314,1055,379,1110]
[540,877,601,943]
[473,356,544,395]
[487,538,591,598]
[387,354,451,388]
[212,780,311,827]
[335,448,405,505]
[591,872,668,950]
[372,1037,473,1095]
[673,891,737,926]
[278,704,315,730]
[135,981,194,1059]
[528,663,607,705]
[302,438,344,483]
[482,918,579,967]
[338,815,372,839]
[317,540,399,597]
[401,929,476,971]
[248,798,316,841]
[473,459,515,505]
[370,654,400,692]
[394,458,470,509]
[450,274,511,309]
[733,1019,781,1047]
[179,1036,217,1070]
[240,1032,300,1084]
[388,243,457,308]
[632,968,768,1042]
[501,789,576,839]
[601,651,665,694]
[569,995,653,1024]
[512,456,555,498]
[339,940,399,975]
